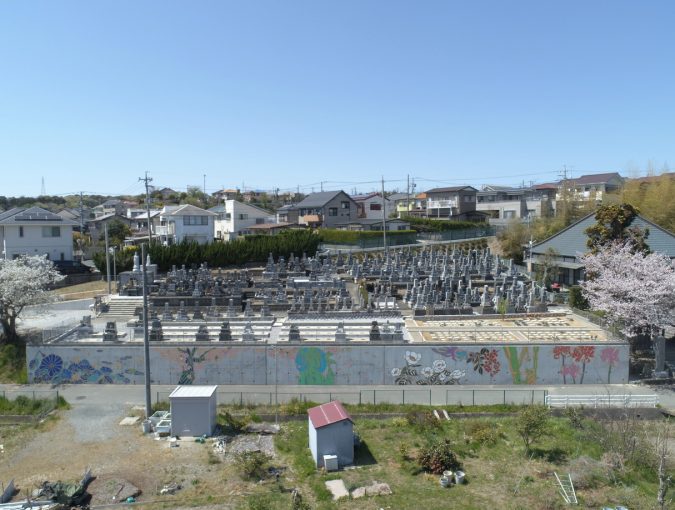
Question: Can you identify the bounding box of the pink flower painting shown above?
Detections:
[600,347,620,383]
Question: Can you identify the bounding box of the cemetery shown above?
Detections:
[27,246,629,385]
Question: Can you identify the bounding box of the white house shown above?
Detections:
[308,401,354,469]
[157,205,217,245]
[352,192,391,220]
[210,200,272,241]
[0,207,77,261]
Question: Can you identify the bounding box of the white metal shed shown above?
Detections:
[169,385,218,437]
[308,401,354,469]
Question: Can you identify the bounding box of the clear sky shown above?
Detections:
[1,1,674,198]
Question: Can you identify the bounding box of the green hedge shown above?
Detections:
[401,216,486,232]
[146,229,321,271]
[318,228,417,245]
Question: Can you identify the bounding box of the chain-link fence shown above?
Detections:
[0,389,61,423]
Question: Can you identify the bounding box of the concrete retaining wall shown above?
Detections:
[28,341,628,386]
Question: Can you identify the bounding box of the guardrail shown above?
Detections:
[545,394,659,408]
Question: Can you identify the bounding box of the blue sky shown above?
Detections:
[1,1,674,197]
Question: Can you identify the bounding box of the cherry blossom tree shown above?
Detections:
[579,241,675,340]
[0,255,64,344]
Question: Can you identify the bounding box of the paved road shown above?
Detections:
[2,381,670,406]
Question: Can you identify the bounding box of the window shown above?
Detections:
[341,201,350,209]
[369,203,381,211]
[183,216,209,226]
[19,226,24,237]
[503,210,516,219]
[464,195,474,202]
[255,218,265,224]
[328,207,338,216]
[42,226,61,237]
[238,214,248,220]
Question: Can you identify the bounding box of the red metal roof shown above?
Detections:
[307,401,353,429]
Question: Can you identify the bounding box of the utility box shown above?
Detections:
[169,385,217,437]
[323,455,339,472]
[308,401,354,469]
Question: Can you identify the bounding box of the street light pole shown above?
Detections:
[141,244,152,419]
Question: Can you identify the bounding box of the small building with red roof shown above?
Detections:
[307,401,354,469]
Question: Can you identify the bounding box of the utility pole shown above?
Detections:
[406,174,410,219]
[203,173,207,208]
[139,172,153,245]
[141,244,152,419]
[104,223,111,295]
[381,176,387,253]
[78,192,85,261]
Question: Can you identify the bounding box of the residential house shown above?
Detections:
[156,187,178,200]
[525,213,675,285]
[242,190,264,203]
[210,200,273,241]
[352,192,391,220]
[157,204,217,245]
[557,172,624,204]
[425,186,484,221]
[476,185,554,225]
[276,204,298,224]
[212,188,240,201]
[0,207,77,261]
[292,191,357,228]
[57,208,91,231]
[86,213,133,243]
[92,199,129,218]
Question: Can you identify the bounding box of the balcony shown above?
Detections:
[154,225,175,236]
[427,199,458,210]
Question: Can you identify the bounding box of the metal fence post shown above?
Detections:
[472,390,475,406]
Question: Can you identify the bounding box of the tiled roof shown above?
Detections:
[426,186,477,193]
[0,207,78,225]
[308,401,352,429]
[296,191,346,208]
[163,204,217,216]
[565,172,623,185]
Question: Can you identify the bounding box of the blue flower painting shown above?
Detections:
[29,351,143,384]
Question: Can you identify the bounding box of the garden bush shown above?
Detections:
[405,411,441,431]
[417,439,462,474]
[236,451,272,480]
[466,420,503,446]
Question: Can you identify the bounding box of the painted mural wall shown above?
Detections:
[27,342,629,386]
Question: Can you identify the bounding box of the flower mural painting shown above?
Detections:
[467,348,501,378]
[553,346,573,384]
[601,347,619,383]
[392,351,465,385]
[29,351,142,384]
[177,347,215,385]
[571,346,595,384]
[560,363,581,384]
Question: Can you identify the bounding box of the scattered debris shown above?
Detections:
[245,423,280,435]
[119,416,140,426]
[159,483,182,495]
[87,477,141,506]
[325,479,349,501]
[227,435,275,457]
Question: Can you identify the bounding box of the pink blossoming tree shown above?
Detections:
[579,241,675,342]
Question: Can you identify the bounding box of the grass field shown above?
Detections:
[264,411,665,510]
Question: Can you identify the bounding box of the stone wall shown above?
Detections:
[27,341,628,386]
